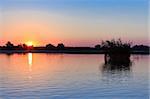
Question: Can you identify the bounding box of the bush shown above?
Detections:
[102,39,131,64]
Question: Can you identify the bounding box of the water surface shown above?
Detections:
[0,54,149,99]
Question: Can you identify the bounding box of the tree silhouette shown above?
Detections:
[57,43,65,49]
[22,44,28,49]
[102,39,131,65]
[46,44,55,49]
[6,41,14,49]
[95,44,101,49]
[132,45,149,51]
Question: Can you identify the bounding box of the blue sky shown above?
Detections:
[0,0,149,46]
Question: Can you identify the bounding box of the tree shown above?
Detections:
[132,45,149,51]
[17,44,28,50]
[17,44,23,49]
[101,39,131,53]
[46,44,55,49]
[22,44,27,48]
[95,44,101,49]
[6,41,14,48]
[102,39,131,65]
[57,43,65,49]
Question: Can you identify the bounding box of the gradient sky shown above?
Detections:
[0,0,149,46]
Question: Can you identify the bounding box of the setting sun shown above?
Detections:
[26,41,34,46]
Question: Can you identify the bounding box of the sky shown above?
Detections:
[0,0,149,46]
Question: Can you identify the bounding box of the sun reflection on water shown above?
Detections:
[28,53,33,72]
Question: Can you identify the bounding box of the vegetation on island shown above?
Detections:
[101,39,131,65]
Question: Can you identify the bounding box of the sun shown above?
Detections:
[26,41,34,46]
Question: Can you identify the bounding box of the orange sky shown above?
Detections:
[0,0,149,46]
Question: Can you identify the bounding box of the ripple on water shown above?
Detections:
[0,54,149,99]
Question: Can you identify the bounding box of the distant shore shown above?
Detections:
[0,40,149,55]
[0,49,149,54]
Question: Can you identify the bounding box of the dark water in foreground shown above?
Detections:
[0,54,149,99]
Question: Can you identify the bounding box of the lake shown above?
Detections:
[0,53,149,99]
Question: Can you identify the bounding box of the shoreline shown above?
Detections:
[0,50,149,55]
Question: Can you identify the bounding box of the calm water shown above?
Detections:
[0,54,149,99]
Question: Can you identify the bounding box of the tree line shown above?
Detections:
[0,40,149,52]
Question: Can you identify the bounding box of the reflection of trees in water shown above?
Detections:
[102,60,132,71]
[99,60,133,85]
[6,53,13,56]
